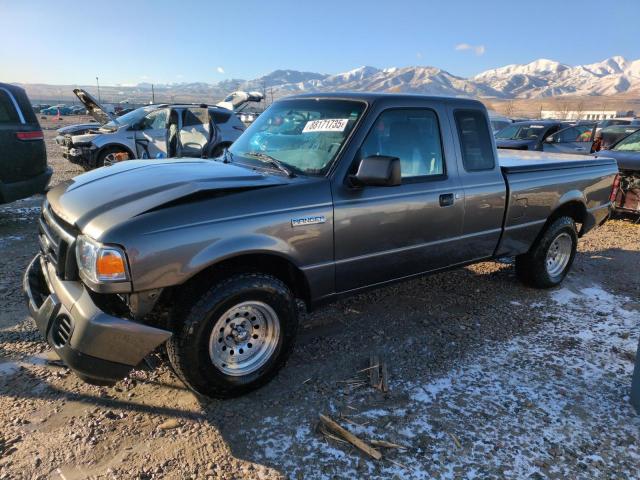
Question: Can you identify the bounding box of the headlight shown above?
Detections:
[76,235,129,283]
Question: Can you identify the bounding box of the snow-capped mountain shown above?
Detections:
[235,56,640,99]
[19,56,640,104]
[472,56,640,98]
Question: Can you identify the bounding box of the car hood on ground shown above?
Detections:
[595,149,640,171]
[495,139,538,150]
[73,88,116,125]
[47,159,290,238]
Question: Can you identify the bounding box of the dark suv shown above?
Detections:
[0,83,52,204]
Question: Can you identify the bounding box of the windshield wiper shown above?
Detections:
[243,151,296,178]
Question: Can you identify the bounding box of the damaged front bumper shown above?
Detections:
[23,255,171,384]
[62,145,96,167]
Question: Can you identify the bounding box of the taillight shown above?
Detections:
[609,174,621,202]
[15,130,44,141]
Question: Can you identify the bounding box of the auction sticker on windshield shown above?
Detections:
[302,118,349,133]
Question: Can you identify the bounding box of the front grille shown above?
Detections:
[52,315,73,348]
[39,201,79,280]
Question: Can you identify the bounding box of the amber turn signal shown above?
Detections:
[96,249,127,280]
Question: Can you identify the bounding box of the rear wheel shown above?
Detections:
[167,273,298,398]
[515,216,578,288]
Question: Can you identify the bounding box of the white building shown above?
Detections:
[540,110,635,121]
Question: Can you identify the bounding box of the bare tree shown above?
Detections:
[574,101,585,120]
[503,100,516,118]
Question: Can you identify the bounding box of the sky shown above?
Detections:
[0,0,638,86]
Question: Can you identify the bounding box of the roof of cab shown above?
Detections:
[279,91,486,107]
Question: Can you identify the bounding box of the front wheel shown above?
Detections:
[515,216,578,288]
[166,273,298,398]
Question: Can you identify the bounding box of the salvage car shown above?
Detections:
[24,93,617,398]
[596,129,640,214]
[0,82,52,204]
[592,125,640,152]
[495,120,565,151]
[542,123,597,154]
[56,89,245,169]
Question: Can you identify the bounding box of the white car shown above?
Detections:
[56,89,245,169]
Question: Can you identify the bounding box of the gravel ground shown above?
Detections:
[0,123,639,479]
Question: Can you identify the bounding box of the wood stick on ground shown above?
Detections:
[370,440,408,450]
[380,361,389,393]
[387,458,411,471]
[369,354,380,389]
[448,432,462,449]
[319,414,382,460]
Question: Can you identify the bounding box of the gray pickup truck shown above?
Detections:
[24,93,617,398]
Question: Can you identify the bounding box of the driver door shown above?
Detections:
[135,108,169,159]
[543,125,595,154]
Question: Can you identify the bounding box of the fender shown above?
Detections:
[185,234,301,276]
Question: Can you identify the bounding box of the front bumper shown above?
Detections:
[61,146,94,167]
[23,255,171,384]
[0,167,52,204]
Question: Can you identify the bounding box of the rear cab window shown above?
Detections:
[454,110,495,171]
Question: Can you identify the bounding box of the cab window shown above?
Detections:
[454,110,495,171]
[357,109,445,179]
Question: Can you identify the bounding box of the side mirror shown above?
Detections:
[350,155,401,187]
[544,135,554,143]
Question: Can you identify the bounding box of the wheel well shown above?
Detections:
[173,253,311,308]
[544,201,587,236]
[97,144,135,162]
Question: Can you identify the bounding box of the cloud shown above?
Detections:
[216,66,225,74]
[455,43,485,56]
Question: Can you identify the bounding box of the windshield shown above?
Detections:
[103,106,156,129]
[613,130,640,151]
[496,124,547,140]
[228,99,366,176]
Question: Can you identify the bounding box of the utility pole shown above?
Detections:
[151,84,155,104]
[96,76,101,103]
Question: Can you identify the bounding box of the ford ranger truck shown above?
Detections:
[24,93,617,398]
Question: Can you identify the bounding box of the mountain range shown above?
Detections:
[21,56,640,104]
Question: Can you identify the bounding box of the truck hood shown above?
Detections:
[47,159,289,238]
[595,149,640,171]
[496,139,538,150]
[73,88,116,125]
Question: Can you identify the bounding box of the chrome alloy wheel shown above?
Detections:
[545,232,572,277]
[209,301,281,376]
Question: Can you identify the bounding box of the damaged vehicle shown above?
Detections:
[596,129,640,214]
[495,120,565,151]
[56,89,245,169]
[24,93,617,398]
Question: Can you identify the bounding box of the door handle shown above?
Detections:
[439,193,454,207]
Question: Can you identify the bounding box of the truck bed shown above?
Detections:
[499,150,617,173]
[496,150,618,257]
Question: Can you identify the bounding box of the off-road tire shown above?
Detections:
[515,216,578,288]
[166,273,298,398]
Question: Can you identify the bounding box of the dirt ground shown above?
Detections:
[0,120,639,479]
